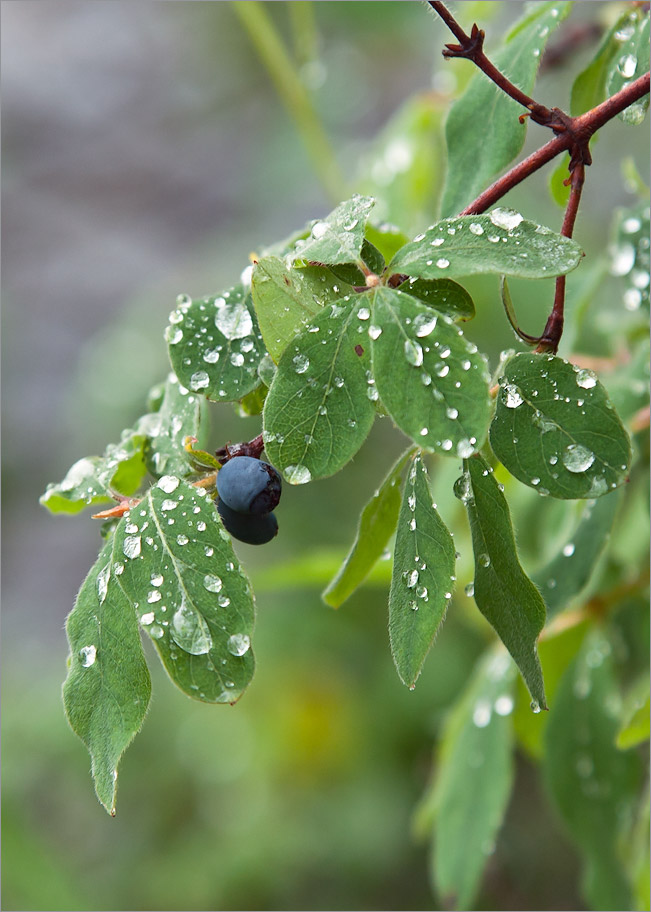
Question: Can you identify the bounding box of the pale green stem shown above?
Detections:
[287,1,318,68]
[231,1,346,204]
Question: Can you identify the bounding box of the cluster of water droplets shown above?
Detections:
[610,206,650,310]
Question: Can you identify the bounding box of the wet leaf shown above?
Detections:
[606,12,650,125]
[426,651,516,910]
[251,257,355,362]
[570,11,633,115]
[533,493,620,619]
[63,539,151,815]
[543,629,641,910]
[263,296,376,484]
[143,373,203,480]
[440,2,572,216]
[490,352,631,499]
[115,476,255,703]
[389,453,456,688]
[610,201,650,313]
[394,277,476,321]
[457,455,547,708]
[323,449,413,608]
[166,286,265,401]
[616,674,650,750]
[369,287,491,457]
[291,193,375,265]
[389,212,583,280]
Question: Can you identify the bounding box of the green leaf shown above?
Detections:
[570,11,633,115]
[291,193,375,265]
[427,650,516,910]
[394,277,476,321]
[40,428,148,515]
[389,212,583,280]
[456,455,547,708]
[548,154,571,208]
[63,539,151,815]
[323,448,413,608]
[143,373,203,479]
[369,287,492,457]
[607,339,650,422]
[263,296,376,484]
[389,453,456,688]
[440,1,572,216]
[533,493,620,618]
[610,201,650,313]
[365,222,411,264]
[115,476,255,703]
[616,675,651,750]
[251,256,356,362]
[543,628,641,910]
[166,286,265,402]
[489,352,631,499]
[606,13,650,125]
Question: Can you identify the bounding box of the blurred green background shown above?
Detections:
[2,2,648,910]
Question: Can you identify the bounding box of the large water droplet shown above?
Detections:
[489,208,524,230]
[171,601,213,655]
[575,368,597,389]
[79,645,97,667]
[123,536,142,559]
[503,383,524,408]
[413,313,437,337]
[166,326,183,345]
[158,475,180,493]
[190,371,210,391]
[293,353,310,374]
[215,298,253,339]
[404,339,423,367]
[97,565,110,605]
[285,464,312,485]
[203,574,223,593]
[562,444,595,473]
[227,633,251,656]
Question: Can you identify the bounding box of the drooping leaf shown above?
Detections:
[490,352,631,499]
[369,286,491,458]
[263,296,377,484]
[251,256,356,362]
[570,10,634,115]
[394,276,476,321]
[610,201,651,313]
[365,222,411,264]
[143,373,203,479]
[425,650,516,910]
[323,448,413,608]
[291,193,375,265]
[543,628,641,910]
[166,286,265,402]
[456,455,547,709]
[605,12,650,125]
[389,211,583,280]
[114,476,255,703]
[533,493,620,618]
[63,539,151,815]
[389,453,456,688]
[440,1,572,216]
[40,428,148,515]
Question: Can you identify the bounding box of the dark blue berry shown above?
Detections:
[216,456,282,515]
[216,499,278,545]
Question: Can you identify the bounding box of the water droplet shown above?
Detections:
[562,444,595,473]
[489,208,523,230]
[292,353,310,374]
[176,533,189,545]
[404,339,423,366]
[413,313,437,337]
[404,569,419,588]
[416,586,428,600]
[575,368,597,389]
[618,54,637,78]
[469,222,484,235]
[478,553,490,568]
[190,371,210,390]
[530,700,541,714]
[473,699,492,727]
[170,602,212,655]
[436,258,450,269]
[464,582,475,597]
[357,307,370,321]
[435,363,449,378]
[285,464,312,485]
[367,385,379,401]
[147,590,162,604]
[149,624,164,639]
[203,574,223,593]
[230,352,245,367]
[453,472,473,505]
[368,324,382,340]
[166,326,183,345]
[161,499,179,512]
[123,536,141,559]
[311,220,328,239]
[457,439,475,459]
[227,633,251,656]
[503,383,524,408]
[441,438,453,451]
[563,543,576,557]
[158,475,180,493]
[446,407,458,419]
[79,645,97,667]
[215,298,253,339]
[97,565,110,604]
[140,612,155,626]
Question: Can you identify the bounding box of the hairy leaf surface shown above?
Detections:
[115,476,255,703]
[389,454,456,688]
[370,287,491,457]
[63,539,151,815]
[490,353,631,499]
[166,286,265,401]
[457,455,547,708]
[440,1,571,216]
[251,257,355,362]
[263,297,376,484]
[389,212,583,280]
[323,449,413,608]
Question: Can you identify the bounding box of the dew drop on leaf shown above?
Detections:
[562,444,596,473]
[404,339,424,366]
[575,368,597,389]
[203,574,223,593]
[171,601,212,655]
[285,464,312,485]
[227,633,251,656]
[79,645,97,667]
